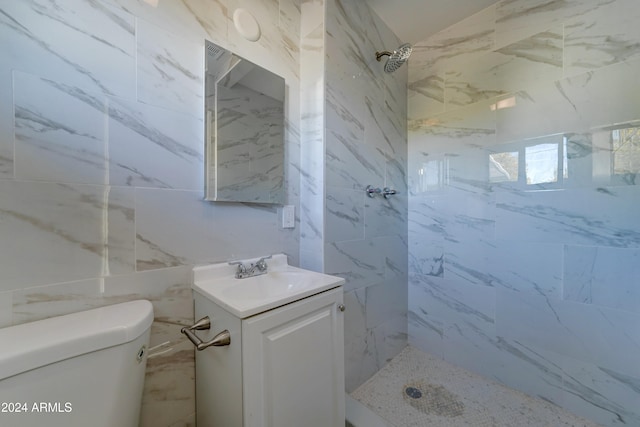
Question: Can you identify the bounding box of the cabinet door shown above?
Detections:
[242,287,345,427]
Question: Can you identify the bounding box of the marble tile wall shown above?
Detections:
[408,0,640,426]
[323,0,408,392]
[0,0,302,426]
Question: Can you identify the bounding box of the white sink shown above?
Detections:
[192,254,344,318]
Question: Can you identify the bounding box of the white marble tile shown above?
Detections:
[13,71,108,184]
[325,187,365,243]
[136,19,204,118]
[0,181,135,291]
[496,289,640,378]
[409,99,496,156]
[0,0,136,98]
[561,356,640,426]
[108,97,203,189]
[325,128,385,191]
[140,322,195,427]
[299,14,324,260]
[409,275,496,331]
[324,239,384,292]
[409,235,444,278]
[492,339,566,406]
[370,314,408,368]
[496,58,640,143]
[495,0,611,49]
[366,280,408,330]
[408,195,448,237]
[103,266,193,326]
[408,72,445,121]
[364,194,406,240]
[0,68,13,178]
[135,188,284,270]
[564,245,640,313]
[495,186,640,248]
[488,241,563,297]
[444,28,563,109]
[565,0,640,77]
[11,278,104,324]
[104,0,228,46]
[226,0,297,80]
[411,5,496,75]
[344,288,376,392]
[364,94,404,158]
[378,235,408,282]
[0,291,13,328]
[407,305,444,359]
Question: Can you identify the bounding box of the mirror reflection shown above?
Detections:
[205,40,285,204]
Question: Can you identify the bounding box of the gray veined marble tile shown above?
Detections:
[409,275,496,330]
[11,278,104,325]
[135,188,284,271]
[325,128,385,190]
[496,289,640,378]
[13,71,108,184]
[495,186,640,248]
[495,0,614,49]
[0,68,13,178]
[0,291,11,328]
[324,238,384,292]
[409,99,496,150]
[325,187,365,243]
[561,355,640,426]
[444,27,563,110]
[366,280,408,331]
[409,237,444,278]
[140,321,195,427]
[0,0,136,98]
[108,97,203,190]
[487,241,563,297]
[492,338,566,406]
[408,307,444,359]
[226,0,296,80]
[103,0,228,46]
[364,194,407,240]
[410,5,495,75]
[0,181,135,292]
[136,19,204,118]
[408,72,445,120]
[564,0,640,77]
[564,245,640,313]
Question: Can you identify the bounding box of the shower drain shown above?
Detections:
[404,386,423,399]
[402,380,465,417]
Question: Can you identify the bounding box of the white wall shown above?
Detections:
[408,1,640,425]
[0,0,301,425]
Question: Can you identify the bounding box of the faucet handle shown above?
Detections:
[255,255,272,272]
[228,260,247,278]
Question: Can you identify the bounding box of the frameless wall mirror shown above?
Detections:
[204,40,286,204]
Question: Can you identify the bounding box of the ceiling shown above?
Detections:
[364,0,496,44]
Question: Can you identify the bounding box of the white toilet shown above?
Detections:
[0,300,154,427]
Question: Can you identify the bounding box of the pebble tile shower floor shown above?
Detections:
[349,346,602,427]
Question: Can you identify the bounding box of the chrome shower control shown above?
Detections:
[366,185,382,198]
[383,188,397,198]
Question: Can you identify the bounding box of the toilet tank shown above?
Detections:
[0,300,154,427]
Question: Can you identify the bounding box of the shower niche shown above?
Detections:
[204,40,286,204]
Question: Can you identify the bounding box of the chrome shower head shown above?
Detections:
[376,43,413,73]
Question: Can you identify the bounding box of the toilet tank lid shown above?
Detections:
[0,300,154,381]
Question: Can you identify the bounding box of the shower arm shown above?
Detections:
[376,51,392,61]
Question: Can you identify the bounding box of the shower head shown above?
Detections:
[376,43,413,73]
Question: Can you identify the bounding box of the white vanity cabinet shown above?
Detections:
[191,257,345,427]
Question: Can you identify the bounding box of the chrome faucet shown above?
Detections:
[229,255,272,279]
